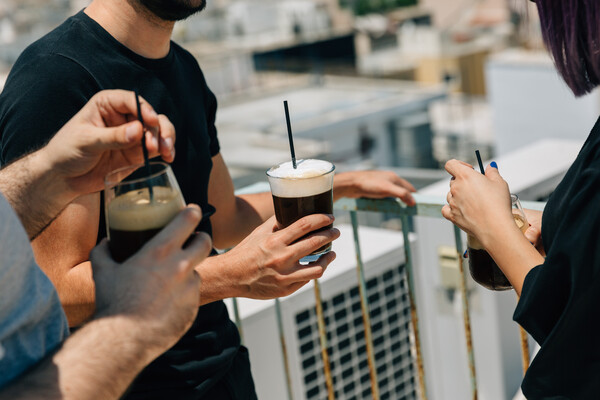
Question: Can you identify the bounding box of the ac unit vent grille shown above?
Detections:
[295,264,418,400]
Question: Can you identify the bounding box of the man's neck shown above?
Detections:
[85,0,174,59]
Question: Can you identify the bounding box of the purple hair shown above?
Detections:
[536,0,600,96]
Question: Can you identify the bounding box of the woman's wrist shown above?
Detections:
[477,214,521,250]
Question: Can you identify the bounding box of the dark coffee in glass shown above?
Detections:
[267,159,335,262]
[105,162,185,263]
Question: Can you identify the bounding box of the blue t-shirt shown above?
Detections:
[0,193,69,387]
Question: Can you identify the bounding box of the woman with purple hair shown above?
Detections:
[442,1,600,398]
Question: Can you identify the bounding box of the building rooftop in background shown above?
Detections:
[215,75,445,187]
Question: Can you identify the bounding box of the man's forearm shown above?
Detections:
[54,261,96,327]
[195,253,242,305]
[0,149,74,240]
[211,192,273,249]
[0,314,158,400]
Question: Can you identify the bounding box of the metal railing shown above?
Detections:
[232,193,544,400]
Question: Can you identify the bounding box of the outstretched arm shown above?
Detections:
[209,154,417,249]
[0,90,175,326]
[0,206,208,399]
[0,314,160,400]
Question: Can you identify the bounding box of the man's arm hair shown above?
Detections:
[0,313,158,399]
[0,149,73,240]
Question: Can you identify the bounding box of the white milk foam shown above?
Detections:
[108,186,184,231]
[267,159,334,198]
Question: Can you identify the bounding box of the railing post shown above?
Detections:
[517,295,530,376]
[350,211,380,400]
[314,279,335,399]
[275,299,294,400]
[453,226,478,400]
[401,214,428,400]
[519,326,531,376]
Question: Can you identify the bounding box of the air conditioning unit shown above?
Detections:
[225,224,420,400]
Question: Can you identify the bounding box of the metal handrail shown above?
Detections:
[333,194,544,399]
[234,194,545,399]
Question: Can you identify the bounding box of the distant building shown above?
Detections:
[213,75,445,188]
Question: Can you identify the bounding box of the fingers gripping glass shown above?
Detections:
[466,194,528,291]
[266,159,335,263]
[104,162,185,263]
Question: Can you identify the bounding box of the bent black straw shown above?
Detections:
[134,90,154,201]
[475,150,485,174]
[283,100,297,169]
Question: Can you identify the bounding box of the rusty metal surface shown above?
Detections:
[350,211,380,400]
[453,226,478,400]
[519,325,530,376]
[400,215,428,400]
[516,295,531,376]
[314,279,335,400]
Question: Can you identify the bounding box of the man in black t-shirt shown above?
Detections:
[0,1,418,398]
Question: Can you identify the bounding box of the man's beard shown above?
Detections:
[136,0,206,21]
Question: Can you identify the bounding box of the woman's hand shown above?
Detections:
[523,208,545,257]
[441,160,514,246]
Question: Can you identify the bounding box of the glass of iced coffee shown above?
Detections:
[266,159,335,262]
[104,162,185,263]
[467,194,528,290]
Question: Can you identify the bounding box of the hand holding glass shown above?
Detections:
[467,194,528,291]
[266,159,335,262]
[104,162,185,263]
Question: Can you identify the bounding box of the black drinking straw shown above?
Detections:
[134,90,154,201]
[283,100,297,169]
[475,149,485,174]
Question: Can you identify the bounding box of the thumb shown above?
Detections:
[523,225,540,245]
[485,161,503,182]
[88,121,144,152]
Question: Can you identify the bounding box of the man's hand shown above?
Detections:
[91,205,210,356]
[0,206,210,400]
[333,170,417,206]
[41,89,175,198]
[523,208,545,257]
[0,89,176,240]
[201,214,339,302]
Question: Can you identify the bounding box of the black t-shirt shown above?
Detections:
[513,118,600,399]
[0,11,246,399]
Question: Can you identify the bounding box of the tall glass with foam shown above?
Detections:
[104,162,185,263]
[266,159,335,262]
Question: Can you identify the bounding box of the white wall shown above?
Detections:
[486,50,599,156]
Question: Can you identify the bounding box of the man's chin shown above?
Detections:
[136,0,206,22]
